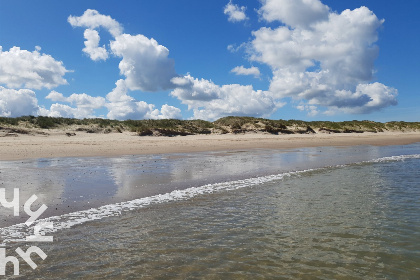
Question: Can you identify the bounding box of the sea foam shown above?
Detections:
[1,154,419,245]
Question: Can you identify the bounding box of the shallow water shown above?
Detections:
[1,143,420,279]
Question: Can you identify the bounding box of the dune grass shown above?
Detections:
[0,116,419,136]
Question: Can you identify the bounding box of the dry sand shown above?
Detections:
[1,131,420,161]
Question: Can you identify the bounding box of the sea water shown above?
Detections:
[1,143,419,279]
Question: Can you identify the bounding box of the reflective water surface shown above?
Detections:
[1,144,420,279]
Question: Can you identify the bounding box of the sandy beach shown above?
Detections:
[1,131,420,161]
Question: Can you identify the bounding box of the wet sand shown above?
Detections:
[1,131,420,161]
[2,142,420,229]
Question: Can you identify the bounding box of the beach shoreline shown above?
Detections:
[1,131,420,161]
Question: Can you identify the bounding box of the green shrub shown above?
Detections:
[36,116,56,129]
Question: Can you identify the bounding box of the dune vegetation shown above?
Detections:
[0,116,419,137]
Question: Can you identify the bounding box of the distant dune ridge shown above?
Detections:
[1,116,420,138]
[1,116,420,161]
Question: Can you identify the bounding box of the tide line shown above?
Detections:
[1,153,419,245]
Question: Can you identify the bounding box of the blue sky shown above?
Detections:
[0,0,419,121]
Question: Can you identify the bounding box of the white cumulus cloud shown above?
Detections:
[106,79,181,120]
[44,91,106,118]
[327,83,398,114]
[152,104,182,120]
[231,66,261,78]
[44,85,180,120]
[259,0,329,28]
[70,9,177,92]
[224,1,248,22]
[247,2,398,115]
[68,9,123,37]
[82,29,109,61]
[46,91,106,108]
[0,87,40,117]
[296,104,319,117]
[0,46,69,90]
[64,4,396,120]
[171,75,221,106]
[192,84,281,121]
[171,75,280,120]
[42,104,79,118]
[110,34,176,92]
[105,79,152,120]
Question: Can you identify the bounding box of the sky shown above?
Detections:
[0,0,419,122]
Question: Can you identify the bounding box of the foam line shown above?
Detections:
[367,154,420,163]
[0,170,309,245]
[1,154,419,245]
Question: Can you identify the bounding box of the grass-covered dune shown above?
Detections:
[0,116,419,137]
